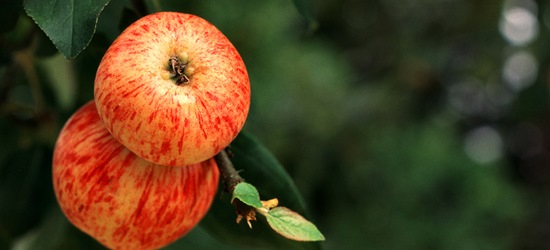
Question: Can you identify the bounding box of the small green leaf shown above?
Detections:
[24,0,111,59]
[232,182,263,208]
[266,207,325,242]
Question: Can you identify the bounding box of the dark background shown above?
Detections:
[2,0,550,249]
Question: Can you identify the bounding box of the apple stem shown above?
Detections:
[214,148,244,194]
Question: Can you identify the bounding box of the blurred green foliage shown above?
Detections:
[2,0,550,249]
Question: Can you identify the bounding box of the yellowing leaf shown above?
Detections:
[266,207,325,242]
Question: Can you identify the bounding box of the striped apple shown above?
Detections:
[94,12,250,166]
[53,101,219,249]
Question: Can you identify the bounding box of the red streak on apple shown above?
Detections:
[53,101,219,250]
[95,12,250,166]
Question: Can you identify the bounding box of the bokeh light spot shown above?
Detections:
[464,126,504,164]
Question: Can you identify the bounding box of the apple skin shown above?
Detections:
[53,101,220,250]
[94,12,250,166]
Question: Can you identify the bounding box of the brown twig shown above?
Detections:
[214,148,259,227]
[214,148,245,194]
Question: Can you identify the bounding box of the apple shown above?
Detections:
[94,12,250,166]
[53,101,220,249]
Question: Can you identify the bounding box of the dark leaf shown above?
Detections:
[199,131,322,250]
[230,131,309,213]
[24,0,111,59]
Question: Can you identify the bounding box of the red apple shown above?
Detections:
[53,101,220,249]
[94,12,250,166]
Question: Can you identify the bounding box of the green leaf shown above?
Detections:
[266,207,325,242]
[24,0,111,59]
[232,182,263,208]
[200,131,321,250]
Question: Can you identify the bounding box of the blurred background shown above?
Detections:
[2,0,550,249]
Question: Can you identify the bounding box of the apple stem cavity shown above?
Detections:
[169,56,190,85]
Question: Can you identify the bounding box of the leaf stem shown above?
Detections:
[214,148,244,194]
[255,207,269,217]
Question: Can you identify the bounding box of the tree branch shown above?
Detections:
[214,148,244,194]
